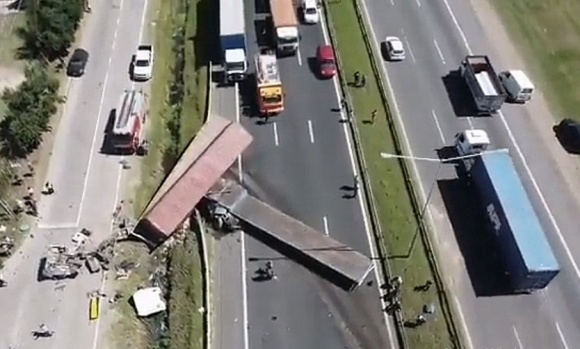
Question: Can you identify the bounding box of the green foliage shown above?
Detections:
[18,0,85,62]
[0,64,62,158]
[166,232,204,349]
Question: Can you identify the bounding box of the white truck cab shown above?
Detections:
[499,70,534,103]
[455,129,491,156]
[301,0,319,24]
[454,129,491,172]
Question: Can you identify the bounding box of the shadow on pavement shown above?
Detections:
[437,177,513,297]
[238,77,260,119]
[441,70,491,118]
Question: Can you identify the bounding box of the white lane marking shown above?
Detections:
[235,83,249,349]
[307,120,315,143]
[75,0,126,226]
[320,8,396,349]
[403,36,416,63]
[433,39,446,64]
[322,216,330,235]
[431,110,446,144]
[273,122,280,146]
[235,83,243,182]
[414,0,421,8]
[297,46,303,66]
[91,0,148,347]
[443,0,580,284]
[389,0,394,6]
[441,0,472,53]
[513,326,524,349]
[358,0,475,347]
[555,322,570,349]
[37,223,78,230]
[241,231,250,349]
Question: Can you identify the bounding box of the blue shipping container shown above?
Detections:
[470,152,560,292]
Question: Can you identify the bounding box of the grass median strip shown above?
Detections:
[326,0,456,347]
[490,0,580,120]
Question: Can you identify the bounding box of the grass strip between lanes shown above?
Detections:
[324,0,460,347]
[113,0,210,346]
[490,0,580,120]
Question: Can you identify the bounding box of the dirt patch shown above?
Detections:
[0,66,24,92]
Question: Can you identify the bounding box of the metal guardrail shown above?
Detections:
[321,0,464,348]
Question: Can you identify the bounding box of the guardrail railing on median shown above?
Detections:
[321,0,463,348]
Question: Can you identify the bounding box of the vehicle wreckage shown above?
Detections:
[39,229,117,281]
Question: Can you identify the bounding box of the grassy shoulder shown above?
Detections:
[325,0,456,348]
[491,0,580,119]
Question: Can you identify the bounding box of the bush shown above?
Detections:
[0,64,63,158]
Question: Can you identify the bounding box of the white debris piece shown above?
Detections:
[132,287,166,317]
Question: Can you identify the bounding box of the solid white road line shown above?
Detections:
[37,223,78,230]
[235,83,243,183]
[307,120,315,143]
[75,0,126,226]
[403,36,416,63]
[433,39,446,64]
[322,216,330,235]
[389,0,394,6]
[273,122,280,146]
[431,110,446,144]
[414,0,421,9]
[357,0,475,347]
[319,9,397,349]
[443,0,580,285]
[555,322,570,349]
[297,46,303,66]
[512,326,524,349]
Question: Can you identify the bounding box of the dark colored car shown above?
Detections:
[554,118,580,154]
[316,44,336,79]
[67,48,89,77]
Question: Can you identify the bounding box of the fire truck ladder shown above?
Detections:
[115,90,137,133]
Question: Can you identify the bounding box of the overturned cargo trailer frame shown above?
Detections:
[207,181,375,291]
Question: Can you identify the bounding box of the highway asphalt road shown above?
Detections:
[0,0,149,348]
[361,0,580,347]
[235,0,395,348]
[208,82,247,349]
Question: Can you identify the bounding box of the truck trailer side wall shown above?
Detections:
[461,55,506,114]
[469,153,560,293]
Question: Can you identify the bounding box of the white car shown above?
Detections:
[301,0,319,24]
[384,36,405,61]
[133,45,154,81]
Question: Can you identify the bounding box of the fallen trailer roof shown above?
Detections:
[135,116,253,246]
[208,180,374,291]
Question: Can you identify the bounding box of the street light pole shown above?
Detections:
[379,148,507,258]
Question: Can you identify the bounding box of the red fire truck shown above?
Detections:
[107,89,147,154]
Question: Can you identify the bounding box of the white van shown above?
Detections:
[301,0,319,24]
[499,70,534,104]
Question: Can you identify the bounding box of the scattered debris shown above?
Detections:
[40,245,83,280]
[0,236,15,257]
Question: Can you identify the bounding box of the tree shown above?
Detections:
[18,0,84,62]
[0,64,62,158]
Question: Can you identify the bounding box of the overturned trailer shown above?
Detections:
[207,181,374,291]
[133,116,374,291]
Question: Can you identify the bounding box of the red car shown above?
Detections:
[316,44,337,78]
